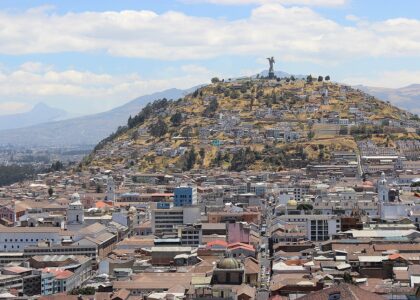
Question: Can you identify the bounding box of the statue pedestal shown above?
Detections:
[268,72,275,79]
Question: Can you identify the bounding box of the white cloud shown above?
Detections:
[0,5,418,64]
[181,0,347,6]
[345,14,360,22]
[343,70,420,89]
[0,63,215,114]
[0,102,31,115]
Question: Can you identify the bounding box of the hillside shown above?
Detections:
[85,76,419,173]
[0,88,194,147]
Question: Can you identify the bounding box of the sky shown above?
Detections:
[0,0,419,115]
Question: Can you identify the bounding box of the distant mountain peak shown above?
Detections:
[31,102,55,112]
[0,102,68,131]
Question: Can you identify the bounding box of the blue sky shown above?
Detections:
[0,0,419,115]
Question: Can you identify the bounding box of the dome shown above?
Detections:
[287,199,298,207]
[71,192,80,202]
[217,258,240,269]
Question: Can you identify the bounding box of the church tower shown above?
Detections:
[106,176,116,203]
[377,172,389,202]
[67,193,84,224]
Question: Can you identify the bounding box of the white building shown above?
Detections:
[306,216,340,241]
[67,193,84,225]
[0,227,62,251]
[151,206,200,235]
[377,172,389,202]
[274,214,340,241]
[106,176,116,203]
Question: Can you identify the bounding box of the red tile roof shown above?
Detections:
[206,240,228,248]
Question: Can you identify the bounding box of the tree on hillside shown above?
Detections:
[318,76,323,82]
[48,187,54,197]
[202,98,219,117]
[149,119,168,137]
[339,126,348,135]
[229,148,257,172]
[212,151,223,167]
[307,131,315,139]
[230,90,240,99]
[170,112,183,127]
[50,161,64,172]
[306,75,313,84]
[250,97,255,111]
[182,147,197,171]
[318,147,325,162]
[325,75,330,81]
[211,77,220,84]
[199,148,206,160]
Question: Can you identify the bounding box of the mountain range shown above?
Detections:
[0,88,196,147]
[356,84,420,115]
[0,103,67,131]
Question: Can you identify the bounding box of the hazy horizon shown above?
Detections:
[0,0,419,115]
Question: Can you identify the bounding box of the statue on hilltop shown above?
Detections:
[267,56,275,79]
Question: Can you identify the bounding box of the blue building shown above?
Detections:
[174,186,197,207]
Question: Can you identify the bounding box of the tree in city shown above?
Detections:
[69,286,95,295]
[297,203,313,211]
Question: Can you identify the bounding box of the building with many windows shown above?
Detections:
[306,216,340,241]
[174,186,197,207]
[151,206,200,236]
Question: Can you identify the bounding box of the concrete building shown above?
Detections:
[174,186,197,207]
[151,206,200,235]
[306,216,340,241]
[178,223,202,246]
[0,226,62,252]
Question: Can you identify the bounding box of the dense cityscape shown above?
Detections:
[0,70,419,300]
[0,1,420,300]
